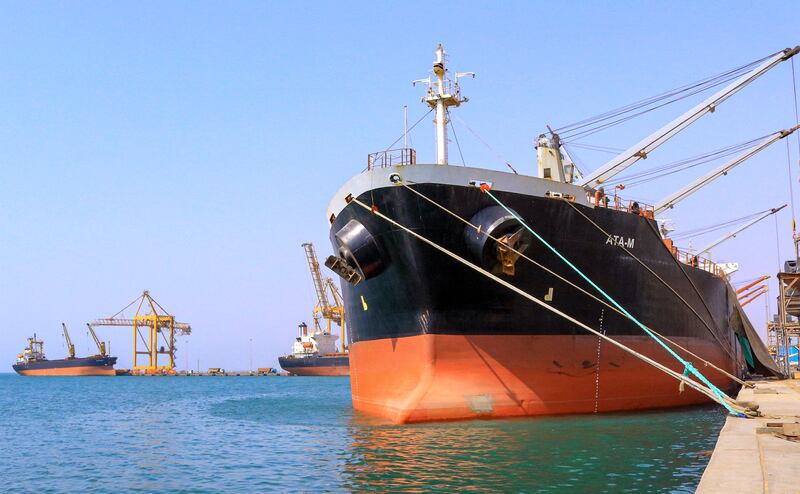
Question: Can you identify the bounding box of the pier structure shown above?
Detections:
[697,380,800,493]
[766,271,800,377]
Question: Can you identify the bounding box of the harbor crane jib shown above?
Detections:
[302,242,346,352]
[90,290,191,374]
[579,46,799,188]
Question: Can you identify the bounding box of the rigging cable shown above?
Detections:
[564,142,624,154]
[452,114,518,173]
[774,214,782,273]
[447,109,467,167]
[552,52,778,141]
[792,57,800,248]
[603,134,770,188]
[382,109,432,153]
[787,138,797,246]
[558,198,736,362]
[481,189,741,413]
[348,194,752,415]
[793,58,800,163]
[670,208,774,241]
[398,179,748,387]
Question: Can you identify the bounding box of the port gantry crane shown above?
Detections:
[89,290,191,374]
[302,243,346,352]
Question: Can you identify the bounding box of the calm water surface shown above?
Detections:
[0,374,725,493]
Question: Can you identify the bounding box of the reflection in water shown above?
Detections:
[342,407,725,493]
[0,376,723,493]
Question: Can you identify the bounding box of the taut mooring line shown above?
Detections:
[347,195,750,416]
[396,180,749,388]
[481,187,741,415]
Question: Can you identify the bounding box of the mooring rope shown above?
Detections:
[481,188,742,415]
[397,180,749,388]
[347,196,751,416]
[563,199,736,361]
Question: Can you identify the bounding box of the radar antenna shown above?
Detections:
[413,44,474,165]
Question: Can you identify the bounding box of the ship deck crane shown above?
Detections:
[736,275,770,296]
[90,290,191,373]
[86,323,109,356]
[61,323,75,359]
[654,127,799,214]
[695,205,787,256]
[580,46,799,188]
[302,243,346,352]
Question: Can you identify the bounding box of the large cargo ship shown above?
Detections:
[278,243,350,376]
[13,333,117,376]
[278,322,349,376]
[323,45,792,423]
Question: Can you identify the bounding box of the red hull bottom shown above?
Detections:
[16,366,116,376]
[288,366,350,376]
[349,334,740,423]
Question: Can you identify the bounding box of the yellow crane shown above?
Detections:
[61,322,76,359]
[89,290,191,373]
[86,323,109,356]
[302,243,346,352]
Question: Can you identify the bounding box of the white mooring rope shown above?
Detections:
[347,196,754,416]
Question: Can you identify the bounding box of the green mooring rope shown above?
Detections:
[483,189,744,417]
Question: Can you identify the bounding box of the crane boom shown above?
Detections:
[736,275,770,295]
[653,127,798,214]
[89,318,192,333]
[740,288,768,307]
[301,243,347,352]
[695,205,786,255]
[86,323,107,356]
[303,243,331,311]
[61,323,75,358]
[580,46,799,188]
[739,284,767,301]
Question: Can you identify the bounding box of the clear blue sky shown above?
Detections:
[1,1,798,370]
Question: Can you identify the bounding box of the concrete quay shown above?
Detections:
[697,379,800,493]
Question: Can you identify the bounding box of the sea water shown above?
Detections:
[0,374,725,493]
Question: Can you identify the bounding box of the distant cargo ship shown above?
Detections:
[278,354,349,376]
[278,322,349,376]
[13,332,117,376]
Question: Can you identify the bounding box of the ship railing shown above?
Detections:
[367,148,417,170]
[669,247,726,277]
[590,192,655,219]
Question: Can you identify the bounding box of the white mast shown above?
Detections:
[580,46,800,188]
[654,125,799,214]
[413,44,474,165]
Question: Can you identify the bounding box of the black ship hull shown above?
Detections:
[326,165,778,422]
[278,355,349,376]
